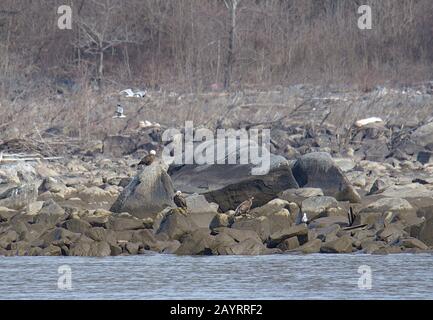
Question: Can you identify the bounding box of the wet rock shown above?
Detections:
[38,199,65,216]
[111,164,175,219]
[291,152,361,202]
[321,235,353,253]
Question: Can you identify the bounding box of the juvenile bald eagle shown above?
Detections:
[235,197,254,216]
[174,190,187,211]
[138,150,156,166]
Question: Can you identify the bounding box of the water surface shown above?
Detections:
[1,253,432,299]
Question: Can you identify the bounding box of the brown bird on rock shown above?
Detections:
[235,197,254,216]
[174,190,188,212]
[138,150,156,166]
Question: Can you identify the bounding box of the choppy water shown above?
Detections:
[1,253,432,300]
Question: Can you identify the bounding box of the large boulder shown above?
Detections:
[156,209,199,240]
[301,196,338,221]
[170,150,298,212]
[0,184,38,210]
[110,164,175,219]
[291,152,361,203]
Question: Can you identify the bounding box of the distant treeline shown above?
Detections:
[1,0,433,96]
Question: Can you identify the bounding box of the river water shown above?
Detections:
[1,253,432,299]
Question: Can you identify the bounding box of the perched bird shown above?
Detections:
[235,197,254,216]
[301,212,308,224]
[138,150,156,166]
[113,104,126,118]
[173,190,187,211]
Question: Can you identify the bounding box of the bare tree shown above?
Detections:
[223,0,241,90]
[75,0,144,86]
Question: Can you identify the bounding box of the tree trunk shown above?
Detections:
[224,0,238,90]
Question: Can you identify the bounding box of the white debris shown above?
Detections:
[120,88,147,98]
[355,117,383,128]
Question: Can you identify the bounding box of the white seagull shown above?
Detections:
[302,213,308,224]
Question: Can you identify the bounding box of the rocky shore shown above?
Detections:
[2,86,433,256]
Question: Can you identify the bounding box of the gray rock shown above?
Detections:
[170,145,299,212]
[301,196,338,221]
[232,216,271,242]
[277,237,300,251]
[290,239,322,254]
[291,152,361,202]
[269,224,308,246]
[156,209,199,240]
[175,229,215,255]
[110,164,175,219]
[62,218,92,234]
[321,235,353,253]
[0,184,38,210]
[278,188,324,205]
[107,216,145,231]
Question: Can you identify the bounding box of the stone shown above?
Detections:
[125,242,140,255]
[62,218,92,234]
[0,184,38,210]
[209,213,232,230]
[108,216,145,231]
[278,188,324,205]
[250,198,290,216]
[277,237,300,251]
[231,216,271,242]
[175,229,215,255]
[367,178,388,195]
[301,196,338,220]
[308,216,349,229]
[268,224,308,246]
[361,197,414,214]
[156,209,199,240]
[218,238,267,255]
[170,143,299,212]
[398,237,429,250]
[111,164,175,219]
[290,239,322,254]
[291,152,361,202]
[321,235,353,253]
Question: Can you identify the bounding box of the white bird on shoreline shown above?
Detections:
[302,213,308,224]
